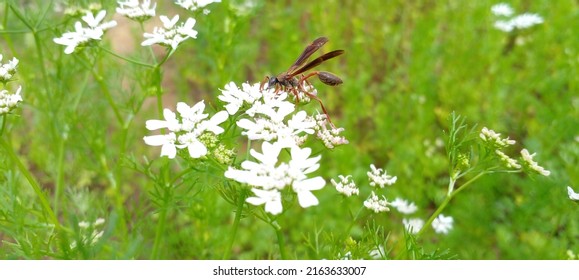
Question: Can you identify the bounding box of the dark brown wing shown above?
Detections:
[289,50,344,76]
[286,37,329,74]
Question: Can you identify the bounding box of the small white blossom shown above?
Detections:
[520,149,550,176]
[363,191,389,213]
[495,150,522,169]
[143,100,228,159]
[224,142,325,214]
[390,198,418,214]
[246,188,283,215]
[480,127,516,148]
[314,114,349,149]
[367,164,397,188]
[331,175,359,197]
[141,15,198,50]
[567,186,579,201]
[175,0,221,12]
[403,218,424,234]
[53,10,117,54]
[0,55,19,82]
[116,0,156,21]
[510,13,543,29]
[0,86,23,115]
[491,3,514,17]
[432,214,454,234]
[71,218,106,249]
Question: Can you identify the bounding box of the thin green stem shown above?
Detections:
[53,135,66,215]
[98,46,155,68]
[223,190,247,259]
[0,137,61,230]
[150,206,168,259]
[271,220,287,260]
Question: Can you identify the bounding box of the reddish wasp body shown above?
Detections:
[261,37,344,125]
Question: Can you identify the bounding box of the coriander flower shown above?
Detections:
[367,164,397,188]
[403,218,424,234]
[246,188,283,215]
[53,10,117,54]
[143,100,228,159]
[363,191,389,213]
[224,141,325,214]
[495,150,522,169]
[432,214,454,234]
[175,0,221,13]
[520,149,550,176]
[510,13,544,29]
[331,175,359,197]
[142,15,198,50]
[70,218,106,249]
[314,113,349,149]
[0,86,23,115]
[567,186,579,202]
[0,55,19,82]
[480,127,516,148]
[491,3,514,17]
[390,198,418,214]
[116,0,156,21]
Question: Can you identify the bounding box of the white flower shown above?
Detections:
[403,218,424,234]
[567,186,579,201]
[0,55,19,82]
[142,15,198,50]
[390,198,418,214]
[432,214,454,234]
[367,164,397,188]
[520,149,550,176]
[314,114,349,149]
[491,3,514,17]
[143,100,228,159]
[363,191,389,213]
[495,150,521,169]
[53,10,117,54]
[225,142,325,214]
[494,20,515,32]
[116,0,156,21]
[480,127,516,148]
[175,0,221,12]
[0,86,23,115]
[331,175,359,197]
[511,13,543,29]
[246,188,283,215]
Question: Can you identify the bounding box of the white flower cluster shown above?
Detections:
[0,86,22,115]
[367,164,397,188]
[363,191,389,213]
[116,0,156,21]
[70,218,106,249]
[53,10,117,54]
[143,100,228,159]
[224,142,325,215]
[491,3,543,32]
[314,114,349,149]
[568,186,579,202]
[0,55,19,83]
[402,218,424,234]
[175,0,221,13]
[141,15,198,50]
[331,175,359,197]
[390,197,418,214]
[480,127,550,176]
[432,214,454,235]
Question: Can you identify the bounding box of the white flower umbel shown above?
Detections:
[314,113,349,149]
[331,175,359,197]
[53,10,117,54]
[0,55,19,83]
[246,188,283,215]
[510,13,544,29]
[143,100,228,159]
[116,0,156,21]
[480,127,516,148]
[175,0,221,12]
[432,214,454,234]
[491,3,514,17]
[390,197,418,214]
[520,149,550,176]
[495,150,522,169]
[0,86,23,115]
[224,141,325,214]
[403,218,424,234]
[367,164,397,188]
[141,15,198,50]
[568,186,579,202]
[70,218,106,249]
[363,191,389,213]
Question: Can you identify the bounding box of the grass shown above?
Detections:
[0,0,577,260]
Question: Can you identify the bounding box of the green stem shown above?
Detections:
[271,220,287,259]
[0,137,61,229]
[151,203,168,259]
[223,190,247,259]
[98,46,155,68]
[53,135,66,215]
